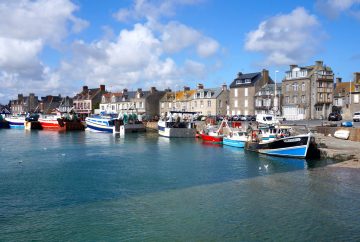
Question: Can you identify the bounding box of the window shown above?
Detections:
[286,96,290,104]
[112,105,115,110]
[302,83,305,91]
[245,88,248,97]
[286,84,290,92]
[327,93,331,100]
[232,110,235,115]
[200,101,204,108]
[140,102,143,108]
[161,102,164,108]
[168,102,172,108]
[219,100,222,108]
[301,95,306,103]
[200,92,204,98]
[244,99,248,107]
[293,83,298,91]
[245,79,251,83]
[207,101,211,107]
[112,96,116,103]
[207,92,211,98]
[234,89,238,97]
[193,93,197,99]
[293,96,297,104]
[194,101,197,107]
[234,100,238,108]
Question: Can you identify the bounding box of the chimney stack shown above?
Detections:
[137,88,142,93]
[315,60,323,67]
[83,86,88,92]
[336,77,342,84]
[150,87,157,93]
[100,85,105,91]
[262,69,269,82]
[354,72,360,83]
[222,83,227,91]
[197,83,204,90]
[123,88,128,93]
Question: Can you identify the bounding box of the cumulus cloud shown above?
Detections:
[316,0,360,19]
[244,7,323,66]
[114,0,203,22]
[0,0,88,102]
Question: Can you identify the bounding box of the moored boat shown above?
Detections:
[246,132,313,158]
[85,115,124,134]
[38,116,64,129]
[223,131,248,148]
[158,111,197,138]
[5,116,25,129]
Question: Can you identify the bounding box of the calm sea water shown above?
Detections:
[0,129,359,241]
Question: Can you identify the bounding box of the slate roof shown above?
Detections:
[230,72,271,88]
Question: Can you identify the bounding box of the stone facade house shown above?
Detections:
[159,84,229,116]
[229,69,272,116]
[333,73,360,119]
[10,93,39,115]
[254,83,282,116]
[73,85,107,117]
[39,95,63,114]
[100,87,165,118]
[282,61,334,120]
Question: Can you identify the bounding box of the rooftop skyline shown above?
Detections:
[1,0,360,103]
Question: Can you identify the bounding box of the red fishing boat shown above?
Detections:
[200,119,231,144]
[201,132,223,143]
[38,116,65,130]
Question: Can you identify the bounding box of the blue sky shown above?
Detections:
[1,0,360,103]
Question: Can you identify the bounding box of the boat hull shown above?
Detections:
[251,134,312,158]
[158,122,196,138]
[223,138,245,148]
[5,118,25,129]
[201,133,223,143]
[39,119,64,130]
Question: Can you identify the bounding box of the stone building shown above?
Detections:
[333,73,360,119]
[100,87,165,118]
[282,61,334,120]
[159,84,229,116]
[254,83,282,116]
[39,95,63,114]
[73,85,107,117]
[10,93,39,115]
[229,69,272,116]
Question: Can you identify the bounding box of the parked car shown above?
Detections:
[239,115,247,121]
[246,115,256,121]
[353,112,360,122]
[328,112,342,121]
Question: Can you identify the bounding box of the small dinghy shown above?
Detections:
[334,129,350,140]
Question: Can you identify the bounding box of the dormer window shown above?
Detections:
[245,79,251,83]
[102,96,106,103]
[193,93,197,99]
[207,92,211,98]
[111,96,116,103]
[236,80,243,85]
[200,92,204,98]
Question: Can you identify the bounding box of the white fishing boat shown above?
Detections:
[158,111,197,138]
[5,116,25,129]
[85,115,124,134]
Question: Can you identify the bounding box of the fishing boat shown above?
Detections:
[5,116,25,129]
[38,115,64,129]
[201,119,231,144]
[85,114,124,134]
[247,131,313,158]
[223,131,248,148]
[158,111,197,138]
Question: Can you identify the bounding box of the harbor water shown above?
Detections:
[0,129,359,241]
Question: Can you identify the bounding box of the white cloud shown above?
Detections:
[114,0,203,22]
[244,7,322,66]
[0,0,87,103]
[316,0,360,19]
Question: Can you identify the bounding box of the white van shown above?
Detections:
[256,114,279,125]
[353,112,360,122]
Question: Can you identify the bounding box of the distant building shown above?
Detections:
[58,96,74,113]
[282,61,334,120]
[39,95,63,114]
[73,85,107,117]
[159,84,229,116]
[10,93,39,114]
[254,83,282,116]
[0,104,11,115]
[229,69,272,116]
[333,73,360,119]
[99,87,166,118]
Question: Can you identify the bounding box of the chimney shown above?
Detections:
[150,86,157,93]
[336,77,342,84]
[197,83,204,90]
[100,85,105,91]
[290,64,298,70]
[18,94,23,100]
[262,69,269,82]
[123,88,128,93]
[137,88,142,93]
[164,88,172,92]
[238,72,243,77]
[354,72,360,83]
[222,83,227,91]
[83,86,88,92]
[183,86,190,91]
[315,60,323,67]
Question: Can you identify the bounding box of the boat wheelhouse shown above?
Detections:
[158,111,197,138]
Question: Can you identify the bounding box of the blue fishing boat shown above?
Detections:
[85,115,123,133]
[247,132,313,158]
[223,131,248,148]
